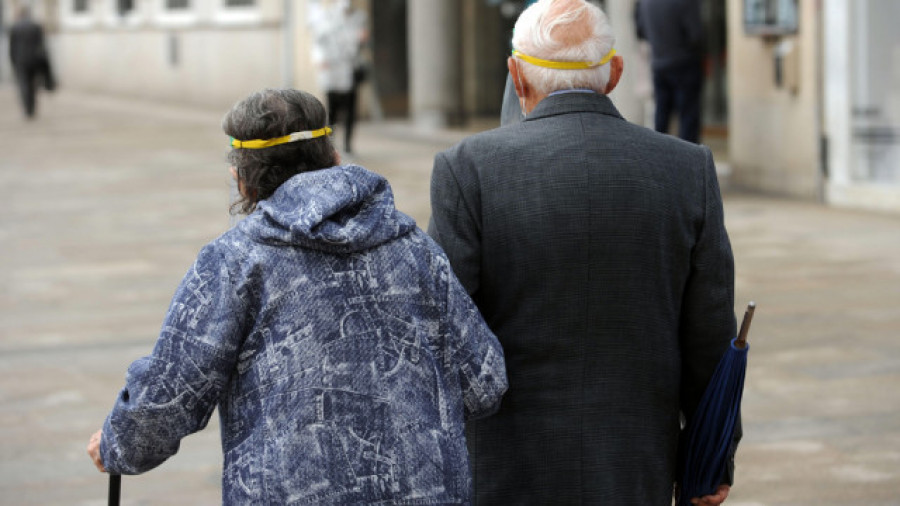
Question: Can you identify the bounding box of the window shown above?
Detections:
[744,0,799,36]
[156,0,198,26]
[117,0,135,15]
[64,0,96,28]
[215,0,260,25]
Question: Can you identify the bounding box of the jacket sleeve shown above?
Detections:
[679,147,740,484]
[439,257,507,421]
[100,244,247,475]
[427,150,482,299]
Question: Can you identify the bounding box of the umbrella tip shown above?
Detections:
[736,302,756,347]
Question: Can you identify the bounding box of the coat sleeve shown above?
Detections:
[100,244,247,475]
[439,256,507,421]
[679,147,740,484]
[427,150,483,299]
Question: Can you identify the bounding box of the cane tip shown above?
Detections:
[748,301,756,309]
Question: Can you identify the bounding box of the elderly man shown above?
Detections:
[428,0,738,504]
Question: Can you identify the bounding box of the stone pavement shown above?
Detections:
[1,86,899,505]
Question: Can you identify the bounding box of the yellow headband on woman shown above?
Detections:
[512,48,616,70]
[230,126,333,149]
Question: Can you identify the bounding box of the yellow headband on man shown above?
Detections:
[230,126,333,149]
[512,48,616,70]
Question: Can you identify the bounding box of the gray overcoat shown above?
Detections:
[428,92,739,505]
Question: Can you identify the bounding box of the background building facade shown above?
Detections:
[727,0,900,213]
[2,0,897,213]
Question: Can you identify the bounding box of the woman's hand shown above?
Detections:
[87,429,106,473]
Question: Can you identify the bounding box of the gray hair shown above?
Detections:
[223,88,336,214]
[511,0,615,95]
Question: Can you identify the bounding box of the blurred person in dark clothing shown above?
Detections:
[9,6,53,119]
[636,0,705,143]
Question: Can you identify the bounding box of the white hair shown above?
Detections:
[511,0,616,95]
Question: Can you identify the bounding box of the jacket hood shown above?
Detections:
[238,164,416,253]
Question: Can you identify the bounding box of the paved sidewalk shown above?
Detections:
[1,87,899,505]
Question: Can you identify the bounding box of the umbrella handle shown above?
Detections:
[108,474,121,506]
[736,301,755,348]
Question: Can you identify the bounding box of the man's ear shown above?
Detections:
[603,55,624,95]
[508,57,527,98]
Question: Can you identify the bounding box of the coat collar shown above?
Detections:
[524,92,624,123]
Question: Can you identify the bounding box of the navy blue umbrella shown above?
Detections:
[676,302,755,506]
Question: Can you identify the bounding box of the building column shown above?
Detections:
[408,0,463,128]
[823,0,851,188]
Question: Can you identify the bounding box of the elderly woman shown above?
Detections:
[87,88,507,504]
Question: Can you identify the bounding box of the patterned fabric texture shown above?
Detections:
[100,164,508,505]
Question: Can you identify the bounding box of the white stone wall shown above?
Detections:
[44,0,324,108]
[726,0,822,200]
[55,28,284,107]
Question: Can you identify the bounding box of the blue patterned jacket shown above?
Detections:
[100,165,508,504]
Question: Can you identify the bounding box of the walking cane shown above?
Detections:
[108,474,121,506]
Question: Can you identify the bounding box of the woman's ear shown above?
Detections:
[230,167,248,199]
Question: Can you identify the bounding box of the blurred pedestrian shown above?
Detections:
[429,0,738,504]
[636,0,705,143]
[9,6,54,119]
[310,0,368,155]
[87,88,507,504]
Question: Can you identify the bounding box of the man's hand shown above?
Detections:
[87,429,106,473]
[691,484,730,505]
